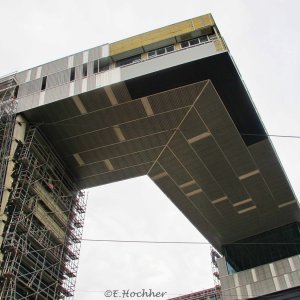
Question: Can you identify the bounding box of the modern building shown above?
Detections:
[0,13,299,299]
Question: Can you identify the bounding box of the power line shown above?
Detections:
[82,238,210,244]
[81,238,300,245]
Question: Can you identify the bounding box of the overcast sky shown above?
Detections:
[1,0,300,299]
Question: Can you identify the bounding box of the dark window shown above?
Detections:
[99,60,109,72]
[70,67,75,81]
[115,55,141,67]
[181,41,189,48]
[82,63,87,77]
[41,76,47,91]
[156,48,165,55]
[13,85,19,98]
[190,38,199,46]
[166,45,175,52]
[200,35,208,43]
[148,51,156,58]
[148,45,174,59]
[93,60,98,74]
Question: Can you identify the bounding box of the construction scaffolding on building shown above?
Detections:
[210,247,222,300]
[0,74,18,204]
[0,75,87,299]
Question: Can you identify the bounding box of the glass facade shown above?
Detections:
[223,223,300,272]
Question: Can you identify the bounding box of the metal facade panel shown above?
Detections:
[95,68,121,88]
[18,78,42,98]
[249,140,296,206]
[47,69,70,89]
[44,84,69,104]
[41,57,68,76]
[20,80,299,251]
[15,70,27,84]
[194,82,257,176]
[88,45,109,61]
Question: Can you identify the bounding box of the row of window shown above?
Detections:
[39,35,215,91]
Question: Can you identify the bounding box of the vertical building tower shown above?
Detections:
[0,14,299,299]
[0,77,86,298]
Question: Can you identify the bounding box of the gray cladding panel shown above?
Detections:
[21,80,299,250]
[18,78,42,98]
[180,108,208,140]
[78,162,151,188]
[195,82,257,176]
[120,108,187,140]
[168,132,225,200]
[241,175,275,213]
[148,81,206,114]
[80,88,112,111]
[151,173,222,244]
[41,57,68,76]
[249,139,296,205]
[158,147,192,186]
[53,127,120,155]
[45,84,70,104]
[47,69,70,89]
[79,132,170,163]
[190,136,249,204]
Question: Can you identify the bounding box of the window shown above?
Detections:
[41,76,47,91]
[115,55,141,67]
[93,60,99,73]
[190,38,199,46]
[181,41,189,48]
[13,85,19,98]
[200,35,208,43]
[82,63,87,77]
[93,59,110,74]
[181,35,210,49]
[99,60,109,72]
[148,45,175,59]
[70,67,75,81]
[208,34,217,40]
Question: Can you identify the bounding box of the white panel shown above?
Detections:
[235,287,242,299]
[273,277,280,291]
[25,70,31,82]
[39,91,45,106]
[69,82,75,97]
[288,257,296,271]
[233,273,240,287]
[81,78,87,93]
[251,269,258,282]
[68,56,74,68]
[36,66,42,79]
[269,263,277,277]
[284,274,292,288]
[246,284,253,298]
[102,44,109,58]
[83,51,89,63]
[96,68,121,88]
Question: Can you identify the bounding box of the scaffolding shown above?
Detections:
[0,124,87,299]
[0,74,18,203]
[210,246,222,300]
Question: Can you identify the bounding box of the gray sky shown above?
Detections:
[1,0,300,299]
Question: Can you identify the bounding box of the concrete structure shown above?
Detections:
[0,14,299,299]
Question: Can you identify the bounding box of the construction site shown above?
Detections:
[0,76,86,298]
[0,13,300,299]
